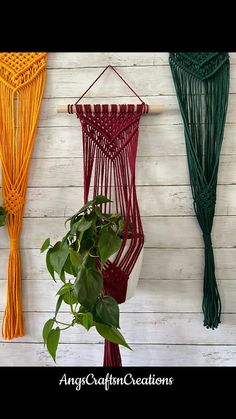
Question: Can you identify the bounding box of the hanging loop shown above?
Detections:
[74,64,145,105]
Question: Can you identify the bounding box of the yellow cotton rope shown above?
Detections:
[0,52,47,339]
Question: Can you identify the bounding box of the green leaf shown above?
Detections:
[55,295,63,318]
[71,196,110,220]
[118,219,125,234]
[79,231,94,255]
[95,296,120,328]
[93,195,111,205]
[66,200,94,224]
[74,266,103,309]
[46,248,55,281]
[86,211,98,229]
[64,255,77,277]
[71,217,92,236]
[78,218,93,233]
[94,206,118,224]
[78,305,87,313]
[95,323,131,349]
[63,289,78,305]
[65,196,111,228]
[78,312,94,330]
[94,208,111,222]
[61,232,70,246]
[42,318,55,346]
[74,314,83,326]
[65,213,82,228]
[47,328,60,362]
[50,241,69,277]
[57,283,73,296]
[98,226,122,266]
[59,269,66,283]
[109,213,121,221]
[0,207,7,227]
[69,248,83,268]
[84,255,96,270]
[70,220,81,235]
[40,238,50,253]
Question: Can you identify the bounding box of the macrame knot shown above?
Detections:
[0,52,46,90]
[10,238,19,251]
[103,263,129,304]
[203,233,212,248]
[169,52,229,80]
[194,186,216,212]
[68,104,74,114]
[4,190,24,215]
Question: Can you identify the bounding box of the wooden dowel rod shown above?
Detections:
[57,104,164,114]
[147,105,165,114]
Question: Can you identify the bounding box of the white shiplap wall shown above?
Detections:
[1,52,236,366]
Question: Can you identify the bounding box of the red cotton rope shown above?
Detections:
[73,66,145,366]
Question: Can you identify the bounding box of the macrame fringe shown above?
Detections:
[0,56,46,339]
[103,340,122,367]
[202,234,221,329]
[170,55,229,329]
[2,240,23,339]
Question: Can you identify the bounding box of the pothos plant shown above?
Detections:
[0,206,7,227]
[41,195,131,362]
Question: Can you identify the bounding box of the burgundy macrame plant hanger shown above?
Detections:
[71,65,145,366]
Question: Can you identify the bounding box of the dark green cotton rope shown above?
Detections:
[169,53,229,329]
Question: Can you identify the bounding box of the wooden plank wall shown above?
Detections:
[1,52,236,366]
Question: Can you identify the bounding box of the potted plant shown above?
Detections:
[41,195,133,362]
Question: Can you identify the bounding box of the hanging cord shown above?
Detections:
[67,65,148,114]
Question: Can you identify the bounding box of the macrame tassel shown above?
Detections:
[2,239,23,339]
[103,340,122,367]
[202,233,221,329]
[0,53,46,339]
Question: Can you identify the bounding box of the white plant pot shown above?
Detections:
[109,241,144,301]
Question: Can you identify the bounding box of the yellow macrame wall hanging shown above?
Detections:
[0,52,47,339]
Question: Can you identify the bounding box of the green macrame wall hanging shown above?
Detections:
[169,52,230,329]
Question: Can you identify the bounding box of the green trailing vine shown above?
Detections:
[41,195,131,362]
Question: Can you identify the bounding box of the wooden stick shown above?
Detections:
[57,104,165,114]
